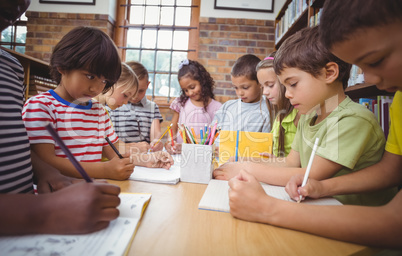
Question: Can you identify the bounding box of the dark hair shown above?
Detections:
[320,0,402,50]
[50,26,121,93]
[177,60,215,111]
[231,54,261,82]
[274,26,351,89]
[257,51,294,156]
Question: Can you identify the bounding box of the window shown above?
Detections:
[117,0,200,101]
[0,13,28,54]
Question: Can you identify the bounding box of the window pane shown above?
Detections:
[161,0,175,6]
[170,74,180,97]
[141,50,156,72]
[176,0,192,6]
[15,46,25,54]
[154,74,170,96]
[175,7,191,26]
[147,74,154,95]
[131,0,145,4]
[142,29,157,48]
[126,50,140,62]
[156,51,171,72]
[16,26,26,44]
[160,7,174,26]
[19,13,27,21]
[130,6,145,24]
[127,29,142,48]
[1,27,12,42]
[157,30,172,49]
[145,6,160,25]
[173,31,189,50]
[147,0,159,4]
[171,51,188,72]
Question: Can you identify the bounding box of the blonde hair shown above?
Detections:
[115,62,139,94]
[126,61,149,81]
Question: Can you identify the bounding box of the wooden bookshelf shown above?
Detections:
[0,46,55,100]
[345,83,393,101]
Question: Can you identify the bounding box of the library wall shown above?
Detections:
[25,11,115,62]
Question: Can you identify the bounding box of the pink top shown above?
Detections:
[170,98,222,143]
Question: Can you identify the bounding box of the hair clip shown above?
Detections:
[264,56,274,60]
[178,59,190,69]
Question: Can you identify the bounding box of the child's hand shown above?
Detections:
[147,151,174,169]
[46,181,121,234]
[105,156,134,180]
[164,140,182,154]
[228,170,274,222]
[126,142,151,154]
[213,161,248,180]
[285,174,324,202]
[150,139,164,152]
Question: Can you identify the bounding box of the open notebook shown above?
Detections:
[129,154,181,184]
[199,180,342,213]
[0,193,151,256]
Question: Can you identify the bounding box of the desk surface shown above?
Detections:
[108,180,377,256]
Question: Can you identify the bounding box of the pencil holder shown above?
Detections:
[180,144,215,184]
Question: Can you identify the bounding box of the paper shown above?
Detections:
[218,130,273,166]
[198,180,342,213]
[129,154,181,184]
[0,193,151,256]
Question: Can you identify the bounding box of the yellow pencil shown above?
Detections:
[149,123,172,152]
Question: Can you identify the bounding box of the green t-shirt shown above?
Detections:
[292,96,397,206]
[270,108,298,157]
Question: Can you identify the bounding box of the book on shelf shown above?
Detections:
[0,193,151,256]
[275,0,308,44]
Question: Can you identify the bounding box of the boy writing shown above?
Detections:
[0,0,120,235]
[227,0,402,249]
[215,26,397,206]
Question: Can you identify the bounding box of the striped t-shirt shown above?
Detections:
[109,97,163,143]
[0,49,34,194]
[22,90,118,162]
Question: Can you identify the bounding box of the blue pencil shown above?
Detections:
[235,130,239,162]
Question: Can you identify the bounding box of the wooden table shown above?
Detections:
[108,180,377,256]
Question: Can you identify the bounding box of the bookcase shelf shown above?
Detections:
[1,46,56,100]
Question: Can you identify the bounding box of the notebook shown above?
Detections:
[218,130,273,166]
[0,193,151,256]
[199,180,342,213]
[129,154,181,184]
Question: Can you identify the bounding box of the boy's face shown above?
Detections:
[57,69,107,104]
[130,78,150,104]
[106,85,137,110]
[231,75,261,103]
[278,67,327,115]
[331,22,402,92]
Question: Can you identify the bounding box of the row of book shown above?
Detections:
[309,7,322,27]
[359,96,394,139]
[28,75,57,96]
[275,0,309,44]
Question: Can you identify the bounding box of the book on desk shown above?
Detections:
[199,179,342,213]
[0,193,151,256]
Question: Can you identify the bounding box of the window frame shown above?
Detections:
[114,0,200,106]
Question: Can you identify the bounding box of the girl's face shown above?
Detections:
[257,67,281,105]
[57,69,107,104]
[106,85,137,110]
[179,76,202,102]
[231,75,261,103]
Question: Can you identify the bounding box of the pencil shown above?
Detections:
[169,127,175,147]
[298,137,320,203]
[150,123,172,152]
[105,136,123,159]
[235,130,239,162]
[191,127,198,144]
[45,124,92,182]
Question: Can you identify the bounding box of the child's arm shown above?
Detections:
[150,119,163,151]
[32,144,134,180]
[286,151,402,201]
[0,181,120,235]
[131,151,174,170]
[214,149,343,186]
[228,170,402,248]
[171,111,179,137]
